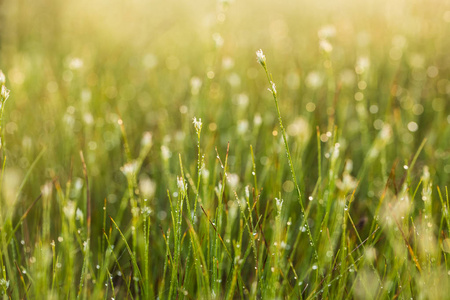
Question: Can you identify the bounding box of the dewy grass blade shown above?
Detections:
[256,49,320,269]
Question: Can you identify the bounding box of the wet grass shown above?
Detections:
[0,0,449,298]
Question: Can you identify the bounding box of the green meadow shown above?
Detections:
[0,0,449,298]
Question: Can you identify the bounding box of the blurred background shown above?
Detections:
[0,0,449,235]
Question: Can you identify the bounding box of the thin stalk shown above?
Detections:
[257,50,319,266]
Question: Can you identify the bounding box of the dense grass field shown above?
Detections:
[0,0,450,298]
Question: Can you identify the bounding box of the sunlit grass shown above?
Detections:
[0,0,449,298]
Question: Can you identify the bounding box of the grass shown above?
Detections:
[0,0,450,298]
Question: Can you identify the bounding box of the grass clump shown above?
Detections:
[0,0,450,298]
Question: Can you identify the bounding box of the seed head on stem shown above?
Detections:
[256,49,266,67]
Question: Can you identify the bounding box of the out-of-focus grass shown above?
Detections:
[0,0,449,298]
